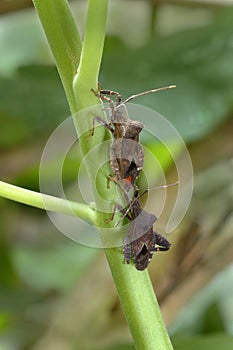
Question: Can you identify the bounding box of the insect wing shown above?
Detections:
[132,228,155,270]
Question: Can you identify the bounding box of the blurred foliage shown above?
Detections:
[0,1,233,349]
[172,333,233,350]
[0,65,69,148]
[102,7,233,142]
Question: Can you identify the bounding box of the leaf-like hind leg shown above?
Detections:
[154,232,171,251]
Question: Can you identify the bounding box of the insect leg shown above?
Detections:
[88,116,114,141]
[99,89,122,103]
[107,174,117,189]
[91,88,116,117]
[91,88,113,104]
[105,203,132,224]
[105,204,119,224]
[94,83,122,102]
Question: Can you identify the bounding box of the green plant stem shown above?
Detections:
[71,0,113,220]
[106,248,174,350]
[73,0,109,111]
[0,181,95,224]
[32,1,174,349]
[32,0,82,113]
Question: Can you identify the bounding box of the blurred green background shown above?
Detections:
[0,1,233,349]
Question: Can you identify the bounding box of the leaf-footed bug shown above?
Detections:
[90,84,176,191]
[90,84,176,269]
[108,181,178,270]
[114,188,171,271]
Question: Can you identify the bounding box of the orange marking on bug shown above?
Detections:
[125,176,133,184]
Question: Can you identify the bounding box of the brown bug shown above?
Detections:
[90,84,176,269]
[91,85,176,191]
[115,189,171,271]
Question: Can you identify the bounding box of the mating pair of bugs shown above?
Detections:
[90,84,176,270]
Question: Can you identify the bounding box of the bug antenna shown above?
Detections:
[114,181,178,227]
[132,181,179,202]
[123,85,176,104]
[148,181,179,191]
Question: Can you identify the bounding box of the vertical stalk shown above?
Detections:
[32,0,82,113]
[32,1,173,348]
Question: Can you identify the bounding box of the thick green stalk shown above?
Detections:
[106,249,174,350]
[72,0,112,215]
[32,0,82,113]
[32,1,174,349]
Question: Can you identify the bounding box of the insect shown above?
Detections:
[91,84,175,191]
[91,84,175,269]
[116,189,171,271]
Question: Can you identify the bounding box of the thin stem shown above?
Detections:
[0,181,96,224]
[73,0,109,111]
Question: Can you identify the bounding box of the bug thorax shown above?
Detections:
[124,120,144,140]
[111,103,129,124]
[110,103,144,140]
